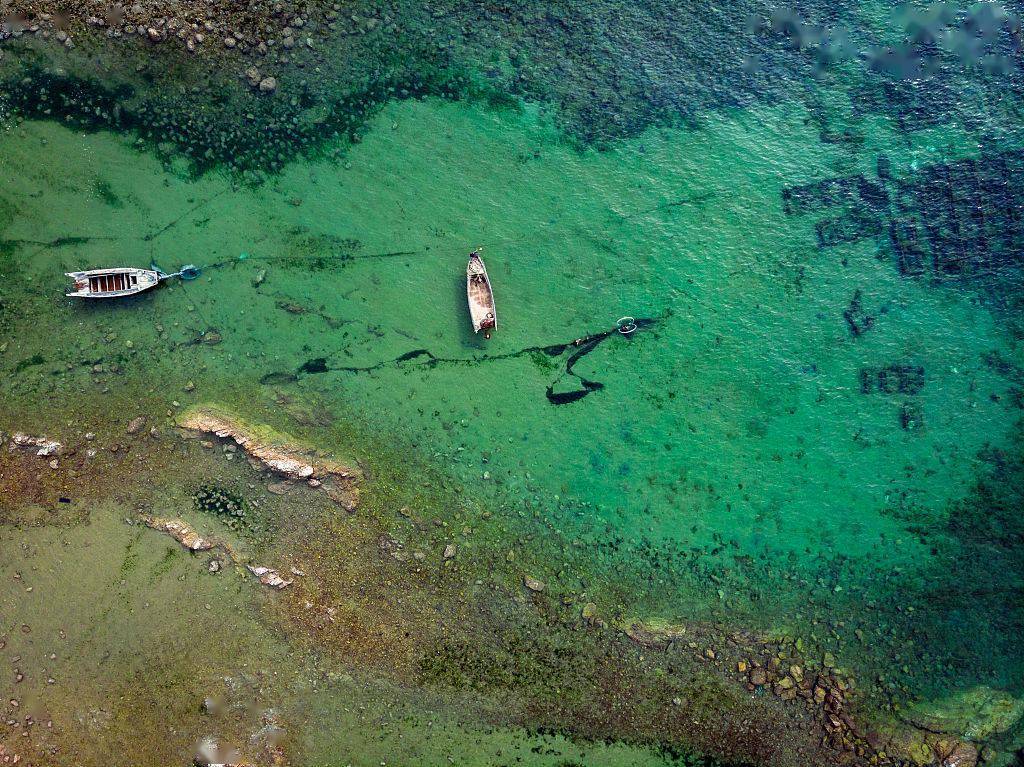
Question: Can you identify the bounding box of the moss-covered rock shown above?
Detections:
[906,686,1024,742]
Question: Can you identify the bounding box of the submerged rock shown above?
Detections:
[178,404,356,480]
[905,686,1024,742]
[247,565,292,589]
[936,740,979,767]
[622,618,689,648]
[139,515,215,551]
[10,432,62,456]
[322,482,359,511]
[523,575,545,592]
[140,514,295,590]
[266,481,294,495]
[177,404,360,508]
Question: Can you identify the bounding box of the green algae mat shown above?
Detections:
[1,2,1023,766]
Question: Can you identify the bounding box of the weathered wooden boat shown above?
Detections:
[466,250,496,337]
[66,267,163,298]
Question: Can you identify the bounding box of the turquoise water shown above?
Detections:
[2,1,1024,765]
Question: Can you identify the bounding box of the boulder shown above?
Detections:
[140,515,215,551]
[523,575,545,592]
[622,618,688,648]
[247,565,292,589]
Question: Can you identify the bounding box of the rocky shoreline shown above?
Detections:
[3,0,1019,182]
[176,403,360,510]
[620,618,1004,767]
[138,514,297,589]
[2,412,1022,766]
[1,0,364,63]
[0,1,465,175]
[0,0,880,176]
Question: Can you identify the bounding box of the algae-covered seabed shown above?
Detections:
[2,3,1024,766]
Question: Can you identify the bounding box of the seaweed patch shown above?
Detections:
[782,147,1024,311]
[859,364,925,395]
[193,483,249,530]
[842,289,874,338]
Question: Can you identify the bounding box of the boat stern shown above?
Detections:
[65,273,90,296]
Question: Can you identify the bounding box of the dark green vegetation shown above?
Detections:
[12,352,44,373]
[776,140,1024,716]
[0,29,511,176]
[938,425,1024,684]
[92,177,124,208]
[3,1,1023,180]
[3,0,1024,761]
[420,613,761,767]
[193,482,249,530]
[782,147,1024,321]
[0,295,11,335]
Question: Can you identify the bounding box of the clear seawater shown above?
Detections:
[1,2,1023,765]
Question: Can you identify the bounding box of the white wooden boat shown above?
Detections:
[66,267,162,298]
[466,251,496,337]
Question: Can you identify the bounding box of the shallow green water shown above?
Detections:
[3,1,1024,764]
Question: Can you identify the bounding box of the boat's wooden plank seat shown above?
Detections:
[89,272,132,293]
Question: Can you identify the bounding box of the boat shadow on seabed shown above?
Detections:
[261,315,660,406]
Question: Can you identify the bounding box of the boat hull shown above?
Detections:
[466,254,496,334]
[66,268,162,298]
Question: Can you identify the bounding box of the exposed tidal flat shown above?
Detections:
[2,2,1024,766]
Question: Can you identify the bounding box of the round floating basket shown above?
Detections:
[616,316,637,335]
